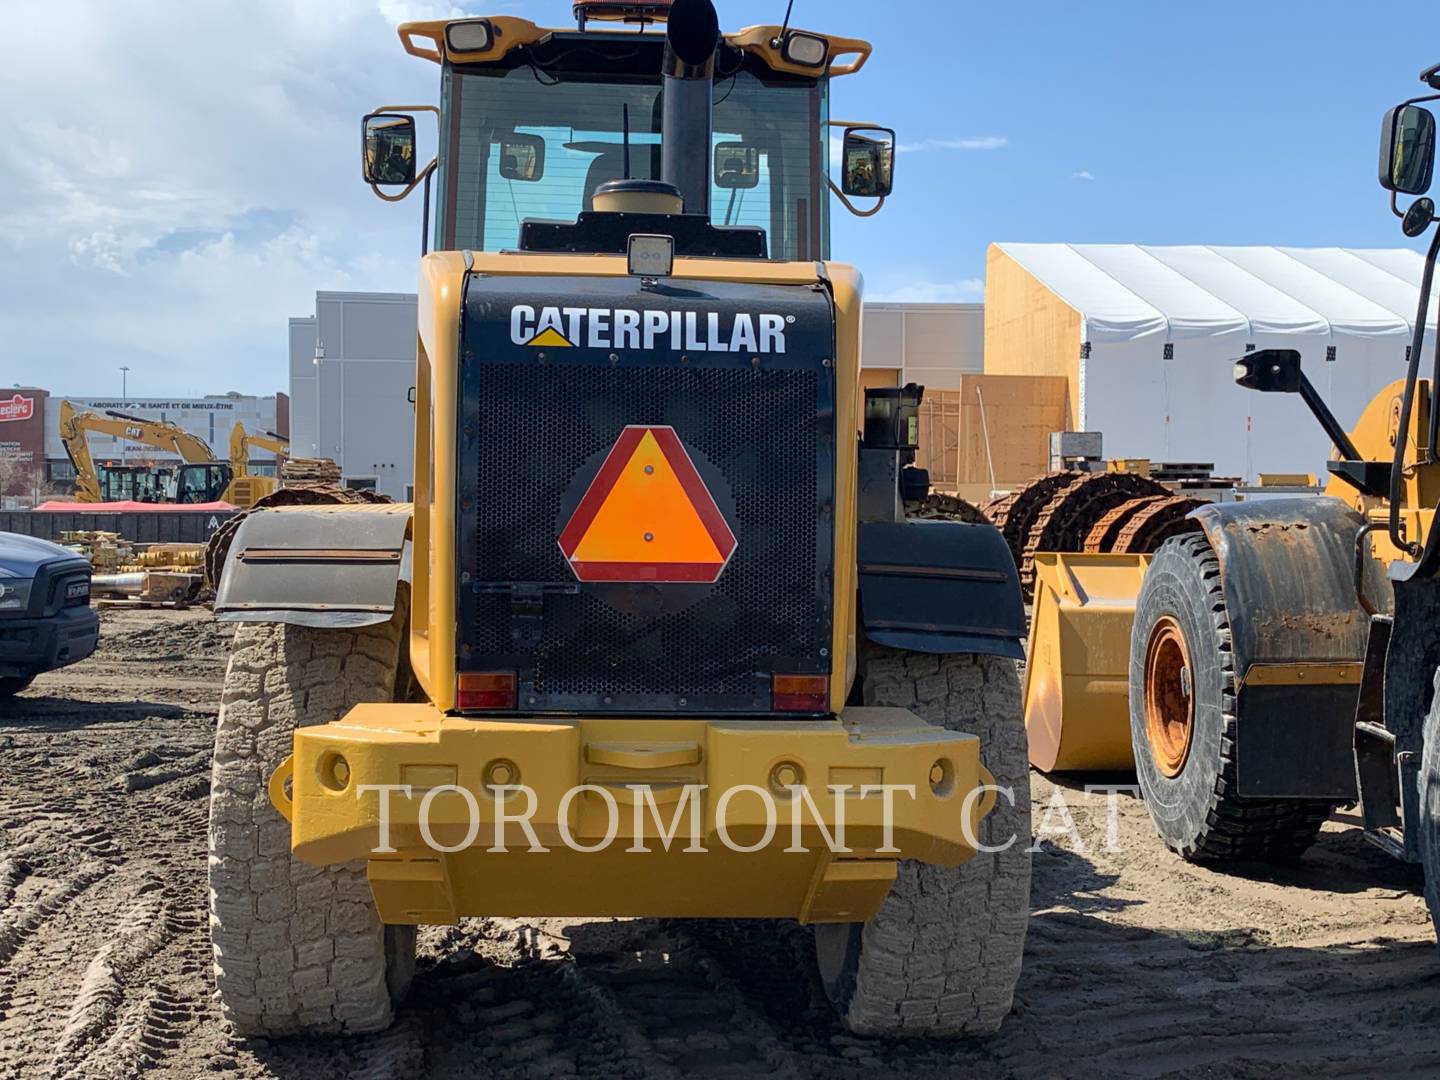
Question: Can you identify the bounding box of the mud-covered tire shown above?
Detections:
[1129,534,1332,862]
[208,608,416,1037]
[813,647,1031,1037]
[0,676,35,700]
[1418,667,1440,944]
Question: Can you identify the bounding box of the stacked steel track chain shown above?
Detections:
[982,472,1207,598]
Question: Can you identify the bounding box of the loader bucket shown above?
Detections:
[1024,552,1151,772]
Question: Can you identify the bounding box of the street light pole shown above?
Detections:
[119,366,130,470]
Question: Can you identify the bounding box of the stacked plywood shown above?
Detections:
[915,375,1068,501]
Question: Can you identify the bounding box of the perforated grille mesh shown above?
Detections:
[461,361,830,709]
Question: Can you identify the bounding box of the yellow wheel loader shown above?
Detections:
[1022,63,1440,888]
[207,0,1032,1040]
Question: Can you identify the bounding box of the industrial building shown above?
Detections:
[286,291,981,500]
[289,292,418,500]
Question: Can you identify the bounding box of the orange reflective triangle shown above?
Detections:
[558,426,737,584]
[572,431,722,564]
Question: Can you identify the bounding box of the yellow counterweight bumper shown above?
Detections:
[269,705,994,926]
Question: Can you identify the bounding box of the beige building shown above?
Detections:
[860,302,984,392]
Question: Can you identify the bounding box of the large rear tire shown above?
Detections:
[1129,534,1332,862]
[813,647,1031,1037]
[208,607,415,1037]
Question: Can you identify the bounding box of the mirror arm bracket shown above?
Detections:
[370,158,438,204]
[827,176,885,218]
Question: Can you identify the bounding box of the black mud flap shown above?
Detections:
[1193,498,1393,800]
[857,520,1025,660]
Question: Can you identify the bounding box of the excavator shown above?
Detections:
[60,401,285,507]
[60,400,231,504]
[227,423,288,508]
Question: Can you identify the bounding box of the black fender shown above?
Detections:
[1191,497,1392,798]
[857,520,1025,660]
[213,504,412,629]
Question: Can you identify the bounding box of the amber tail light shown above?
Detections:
[772,674,829,713]
[457,672,517,710]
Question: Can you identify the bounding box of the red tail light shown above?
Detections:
[457,672,517,710]
[772,674,829,713]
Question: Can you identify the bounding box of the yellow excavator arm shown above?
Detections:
[228,423,289,480]
[59,399,220,503]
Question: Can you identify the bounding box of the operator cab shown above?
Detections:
[360,2,896,262]
[170,462,233,505]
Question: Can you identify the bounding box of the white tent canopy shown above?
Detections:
[993,243,1439,480]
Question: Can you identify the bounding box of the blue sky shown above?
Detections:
[2,0,1436,395]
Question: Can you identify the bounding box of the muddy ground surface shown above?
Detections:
[3,608,1440,1078]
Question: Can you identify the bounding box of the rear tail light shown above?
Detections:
[772,674,829,713]
[457,672,517,711]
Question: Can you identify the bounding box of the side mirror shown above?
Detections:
[841,126,896,199]
[363,114,417,186]
[499,133,546,182]
[715,143,761,190]
[1379,104,1436,195]
[1234,349,1303,394]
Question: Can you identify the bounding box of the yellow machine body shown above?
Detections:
[266,14,1002,927]
[1323,378,1439,563]
[272,705,991,925]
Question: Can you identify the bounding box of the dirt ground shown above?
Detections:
[3,607,1440,1079]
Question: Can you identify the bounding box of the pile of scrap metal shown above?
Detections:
[62,531,209,606]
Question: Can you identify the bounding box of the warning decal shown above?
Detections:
[557,426,737,584]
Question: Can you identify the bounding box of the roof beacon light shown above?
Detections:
[782,31,829,68]
[445,19,494,53]
[574,1,675,26]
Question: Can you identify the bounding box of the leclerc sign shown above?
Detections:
[0,395,35,423]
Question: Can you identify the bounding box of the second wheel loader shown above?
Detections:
[1021,62,1440,926]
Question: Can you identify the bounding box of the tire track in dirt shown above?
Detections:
[8,609,1440,1078]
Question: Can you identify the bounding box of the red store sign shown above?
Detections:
[0,395,35,423]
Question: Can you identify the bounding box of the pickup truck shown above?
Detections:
[0,532,100,699]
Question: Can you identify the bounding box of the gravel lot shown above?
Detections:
[2,607,1439,1078]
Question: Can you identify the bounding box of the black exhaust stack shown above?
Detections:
[661,0,720,217]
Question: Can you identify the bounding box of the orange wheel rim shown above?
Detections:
[1144,617,1194,778]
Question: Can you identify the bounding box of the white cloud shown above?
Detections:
[0,0,443,396]
[1072,170,1096,181]
[872,279,985,303]
[896,136,1008,154]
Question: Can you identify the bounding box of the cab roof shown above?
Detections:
[397,15,872,79]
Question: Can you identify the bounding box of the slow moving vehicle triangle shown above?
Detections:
[558,426,736,583]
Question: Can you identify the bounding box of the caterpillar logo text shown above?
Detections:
[510,305,790,354]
